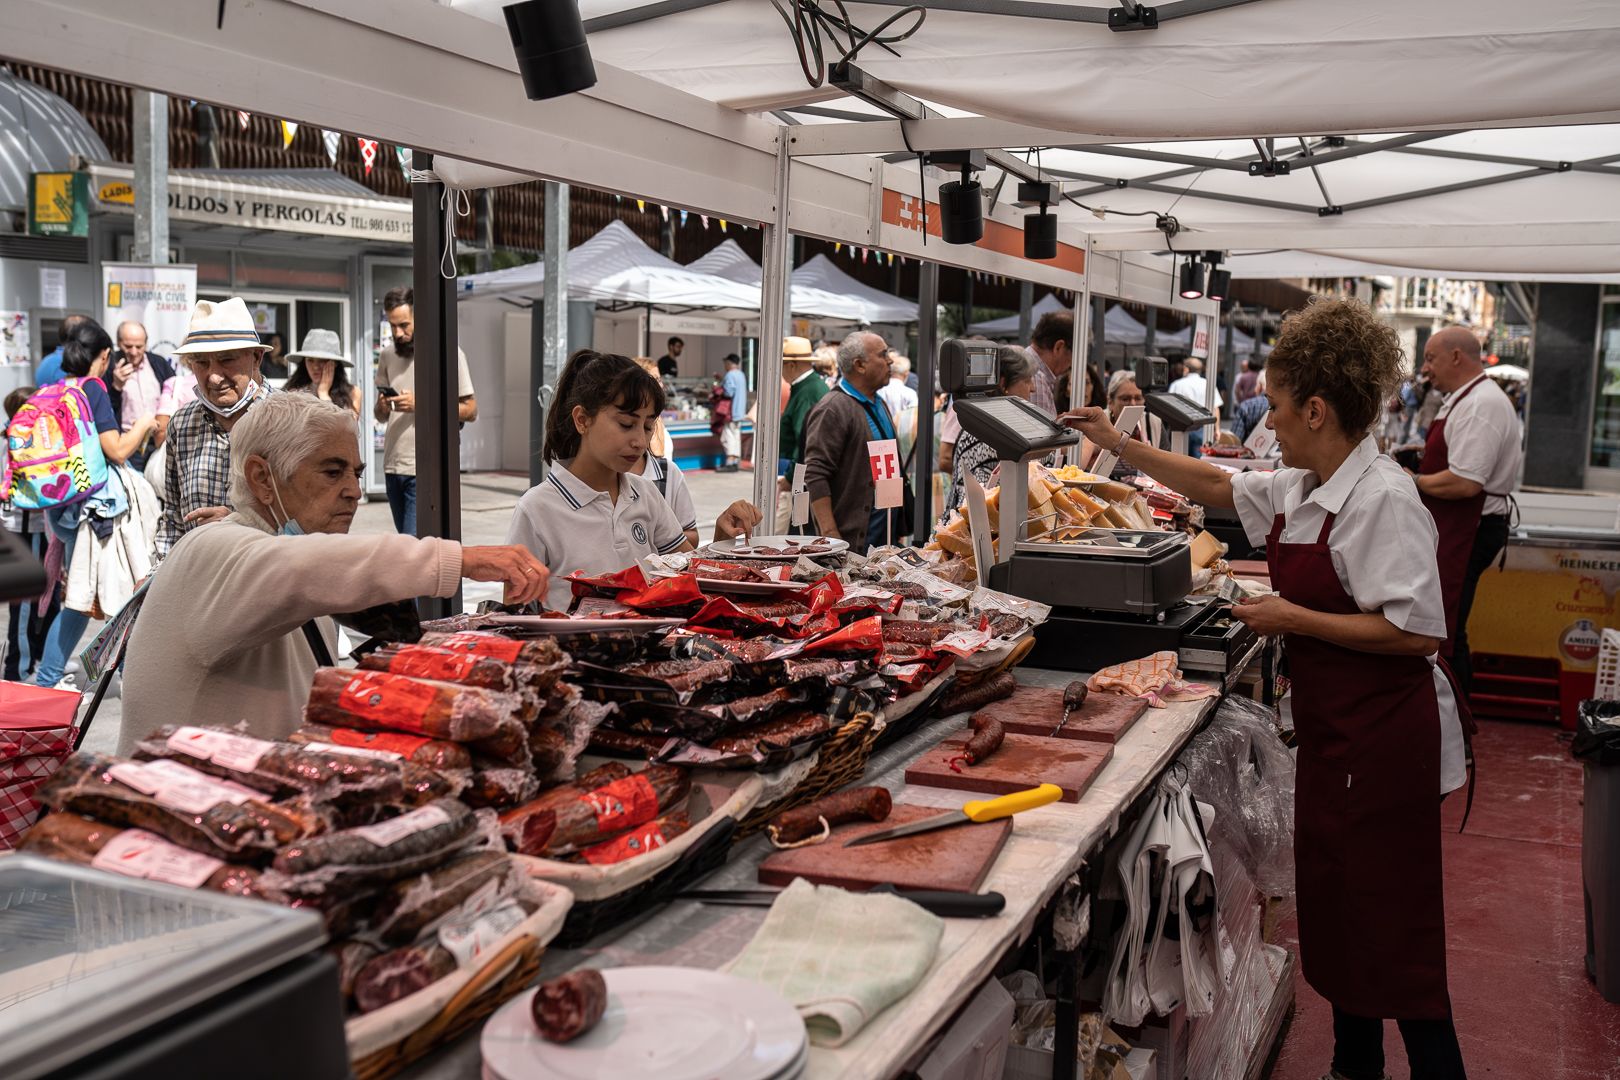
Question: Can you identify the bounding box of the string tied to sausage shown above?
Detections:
[766,816,831,849]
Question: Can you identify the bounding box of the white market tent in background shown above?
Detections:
[790,254,918,325]
[687,238,909,324]
[966,292,1067,337]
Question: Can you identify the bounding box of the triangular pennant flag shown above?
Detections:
[679,210,689,226]
[614,194,622,203]
[658,204,669,221]
[834,242,842,253]
[700,214,710,228]
[635,199,645,212]
[396,146,412,179]
[358,138,379,176]
[280,120,298,148]
[237,110,251,130]
[719,219,728,232]
[322,129,341,165]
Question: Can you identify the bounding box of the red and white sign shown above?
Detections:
[867,439,904,510]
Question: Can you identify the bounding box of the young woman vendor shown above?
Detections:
[508,350,763,612]
[1062,297,1470,1080]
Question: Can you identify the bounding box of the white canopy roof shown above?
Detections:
[687,238,909,324]
[965,292,1067,337]
[790,254,918,324]
[460,219,762,310]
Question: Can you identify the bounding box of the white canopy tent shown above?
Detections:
[965,292,1067,337]
[789,253,918,325]
[686,238,911,324]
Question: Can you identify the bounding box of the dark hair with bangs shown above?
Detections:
[543,349,667,464]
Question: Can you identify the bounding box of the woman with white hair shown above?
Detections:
[117,393,549,753]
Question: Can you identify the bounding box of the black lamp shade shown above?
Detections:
[938,180,984,245]
[1024,211,1058,259]
[504,0,597,100]
[1206,268,1231,301]
[1179,260,1206,299]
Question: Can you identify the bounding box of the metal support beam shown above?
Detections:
[1296,138,1338,213]
[752,133,792,518]
[1050,171,1321,214]
[1142,306,1157,353]
[915,261,940,535]
[132,89,169,264]
[1090,220,1620,252]
[534,180,569,488]
[1017,281,1034,343]
[854,0,1263,22]
[1389,145,1620,175]
[412,151,462,618]
[583,0,728,33]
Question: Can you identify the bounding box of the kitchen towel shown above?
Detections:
[726,877,944,1046]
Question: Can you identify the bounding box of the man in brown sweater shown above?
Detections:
[804,331,899,552]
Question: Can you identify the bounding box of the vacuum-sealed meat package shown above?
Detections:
[360,642,566,696]
[459,761,541,810]
[20,812,268,897]
[269,798,480,892]
[706,709,833,756]
[573,811,691,865]
[353,898,532,1013]
[304,668,526,748]
[37,753,322,861]
[415,631,567,668]
[498,764,688,858]
[368,849,521,944]
[290,723,473,773]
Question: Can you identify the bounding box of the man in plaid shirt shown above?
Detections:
[156,298,276,559]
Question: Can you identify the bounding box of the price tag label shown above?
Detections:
[1244,412,1278,457]
[867,438,904,510]
[790,463,810,526]
[964,473,995,587]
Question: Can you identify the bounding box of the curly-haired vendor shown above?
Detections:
[1061,297,1469,1080]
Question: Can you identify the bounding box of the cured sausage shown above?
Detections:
[354,899,532,1013]
[19,812,267,897]
[370,850,518,944]
[531,970,609,1043]
[303,668,526,746]
[415,631,566,668]
[459,763,540,810]
[625,659,734,694]
[520,766,690,859]
[947,714,1005,774]
[290,723,473,772]
[360,643,564,695]
[881,619,959,645]
[707,710,832,755]
[939,671,1018,715]
[272,798,478,889]
[574,811,690,865]
[498,763,632,854]
[331,939,381,1002]
[766,786,891,846]
[528,726,571,778]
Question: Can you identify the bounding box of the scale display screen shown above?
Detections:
[954,395,1078,460]
[939,339,1002,396]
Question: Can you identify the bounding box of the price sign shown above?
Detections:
[867,439,904,510]
[1244,412,1278,457]
[790,463,810,526]
[964,473,994,587]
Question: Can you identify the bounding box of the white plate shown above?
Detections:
[484,616,687,632]
[703,535,849,561]
[694,575,812,597]
[481,966,806,1080]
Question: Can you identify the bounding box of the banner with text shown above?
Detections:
[103,263,198,358]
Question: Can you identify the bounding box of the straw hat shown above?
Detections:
[286,328,351,365]
[171,298,273,355]
[782,336,814,360]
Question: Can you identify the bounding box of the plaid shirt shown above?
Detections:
[156,386,274,559]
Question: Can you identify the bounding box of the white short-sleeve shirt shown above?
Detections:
[1435,373,1522,517]
[1231,436,1466,794]
[507,462,688,611]
[641,455,697,536]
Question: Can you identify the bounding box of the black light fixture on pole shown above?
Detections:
[504,0,597,100]
[1179,258,1205,300]
[1017,181,1060,260]
[1201,250,1230,301]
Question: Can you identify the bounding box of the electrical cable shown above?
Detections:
[898,118,927,247]
[769,0,927,89]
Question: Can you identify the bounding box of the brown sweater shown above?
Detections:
[803,388,878,548]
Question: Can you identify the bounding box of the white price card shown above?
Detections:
[1244,412,1278,457]
[93,828,225,889]
[790,463,810,526]
[964,472,995,587]
[867,439,904,510]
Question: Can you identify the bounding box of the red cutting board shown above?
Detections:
[904,732,1113,804]
[757,803,1012,893]
[975,686,1147,744]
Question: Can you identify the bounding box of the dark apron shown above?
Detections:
[1419,374,1490,661]
[1268,509,1453,1020]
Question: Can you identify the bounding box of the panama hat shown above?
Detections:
[782,336,814,359]
[286,328,351,365]
[171,297,274,355]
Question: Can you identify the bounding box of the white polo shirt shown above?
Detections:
[1435,373,1521,517]
[1231,436,1466,794]
[507,462,688,611]
[640,454,697,536]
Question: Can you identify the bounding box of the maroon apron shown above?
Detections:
[1269,509,1453,1020]
[1419,374,1490,660]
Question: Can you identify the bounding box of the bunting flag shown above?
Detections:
[635,199,645,212]
[658,204,669,221]
[679,210,689,226]
[834,242,842,253]
[719,219,728,232]
[358,138,379,176]
[700,214,710,229]
[237,110,250,130]
[396,146,412,179]
[321,129,341,165]
[280,120,298,148]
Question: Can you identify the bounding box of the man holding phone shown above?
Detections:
[374,286,478,536]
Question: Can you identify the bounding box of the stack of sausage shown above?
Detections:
[498,760,696,865]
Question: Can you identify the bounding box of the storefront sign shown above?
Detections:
[88,166,412,245]
[28,172,89,237]
[650,312,749,337]
[102,263,198,357]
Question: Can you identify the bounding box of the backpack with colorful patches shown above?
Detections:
[3,377,110,510]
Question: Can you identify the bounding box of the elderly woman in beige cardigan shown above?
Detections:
[116,393,548,753]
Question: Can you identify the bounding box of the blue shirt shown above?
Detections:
[837,378,896,442]
[35,348,64,386]
[722,367,747,410]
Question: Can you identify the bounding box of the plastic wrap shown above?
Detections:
[1175,694,1296,897]
[266,799,482,894]
[368,849,522,944]
[304,668,528,747]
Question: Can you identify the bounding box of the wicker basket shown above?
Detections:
[734,711,884,839]
[875,669,959,749]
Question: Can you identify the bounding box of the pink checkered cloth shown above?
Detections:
[0,681,82,849]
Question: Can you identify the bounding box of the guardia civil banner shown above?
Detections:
[102,263,197,356]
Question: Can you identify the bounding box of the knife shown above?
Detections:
[677,884,1006,919]
[842,784,1063,848]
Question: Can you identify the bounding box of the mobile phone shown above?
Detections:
[378,386,399,398]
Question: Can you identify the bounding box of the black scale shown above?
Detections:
[939,340,1253,674]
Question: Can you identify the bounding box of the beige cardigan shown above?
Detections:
[116,512,462,755]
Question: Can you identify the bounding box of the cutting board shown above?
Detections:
[904,732,1113,804]
[975,685,1147,744]
[757,803,1011,893]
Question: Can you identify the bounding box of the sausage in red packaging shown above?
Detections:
[576,811,691,865]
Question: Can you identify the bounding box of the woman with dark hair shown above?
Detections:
[283,329,361,417]
[939,345,1036,521]
[1063,298,1469,1080]
[508,350,761,610]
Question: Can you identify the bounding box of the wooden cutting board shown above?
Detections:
[904,732,1113,804]
[975,685,1147,744]
[757,802,1011,893]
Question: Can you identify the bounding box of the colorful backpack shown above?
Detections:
[2,377,110,510]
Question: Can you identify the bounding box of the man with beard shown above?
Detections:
[374,286,478,535]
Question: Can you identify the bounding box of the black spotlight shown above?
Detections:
[938,166,983,245]
[1179,259,1206,300]
[504,0,597,100]
[1024,211,1057,259]
[1206,268,1231,302]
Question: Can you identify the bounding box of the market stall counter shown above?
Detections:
[399,667,1229,1080]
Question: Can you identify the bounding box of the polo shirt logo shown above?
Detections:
[632,523,648,545]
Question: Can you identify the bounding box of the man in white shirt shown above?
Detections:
[1168,358,1222,457]
[1414,326,1522,693]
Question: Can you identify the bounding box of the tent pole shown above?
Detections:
[412,150,463,618]
[916,261,940,539]
[536,180,569,487]
[1074,245,1095,468]
[1017,280,1033,343]
[1142,305,1157,357]
[752,131,791,517]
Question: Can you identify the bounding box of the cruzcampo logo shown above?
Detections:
[28,172,89,237]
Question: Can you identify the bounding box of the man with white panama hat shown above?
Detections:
[154,297,275,559]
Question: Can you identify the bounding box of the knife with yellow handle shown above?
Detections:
[841,783,1063,848]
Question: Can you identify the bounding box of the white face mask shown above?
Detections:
[197,376,261,418]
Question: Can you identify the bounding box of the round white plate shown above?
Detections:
[481,966,807,1080]
[694,575,811,597]
[703,535,849,561]
[485,616,687,632]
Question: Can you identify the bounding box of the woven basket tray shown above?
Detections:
[733,711,884,840]
[346,878,574,1080]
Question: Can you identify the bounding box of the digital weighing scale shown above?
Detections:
[939,340,1257,673]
